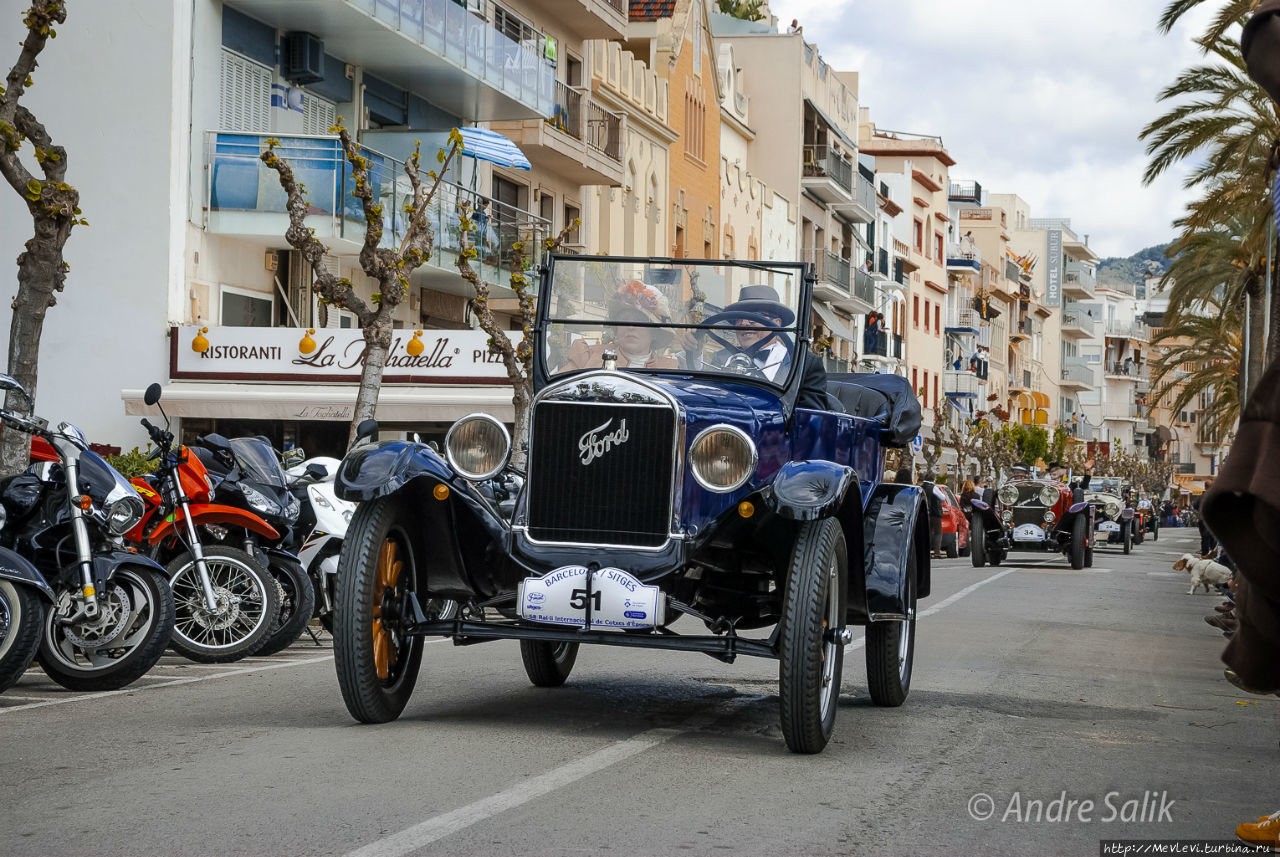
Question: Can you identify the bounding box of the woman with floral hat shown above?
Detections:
[558,280,679,372]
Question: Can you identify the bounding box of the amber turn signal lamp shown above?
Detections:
[737,501,754,519]
[75,495,92,511]
[433,483,450,501]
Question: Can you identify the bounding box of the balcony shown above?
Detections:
[204,132,549,294]
[1134,418,1152,434]
[1060,302,1097,339]
[944,369,979,399]
[946,241,981,273]
[846,267,876,312]
[1059,360,1094,391]
[1105,320,1151,342]
[510,0,626,40]
[1103,361,1147,382]
[1064,261,1097,298]
[1103,401,1140,422]
[228,0,555,120]
[805,248,852,303]
[866,332,904,362]
[490,82,623,186]
[837,169,877,224]
[1176,462,1197,474]
[945,308,981,335]
[802,144,854,205]
[948,180,982,204]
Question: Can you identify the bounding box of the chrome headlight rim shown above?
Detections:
[1042,510,1056,524]
[444,413,511,482]
[998,484,1018,506]
[689,424,757,494]
[105,495,144,536]
[1104,501,1120,519]
[1001,509,1013,522]
[1039,485,1059,506]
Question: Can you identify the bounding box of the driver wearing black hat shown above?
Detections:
[720,285,831,411]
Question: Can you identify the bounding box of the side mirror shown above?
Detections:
[143,382,163,406]
[305,461,328,480]
[355,419,379,443]
[0,373,31,407]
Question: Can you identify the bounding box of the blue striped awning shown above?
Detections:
[457,127,531,171]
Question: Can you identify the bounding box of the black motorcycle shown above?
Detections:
[0,375,175,691]
[191,434,313,656]
[0,543,53,693]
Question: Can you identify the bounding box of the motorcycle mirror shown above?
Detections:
[143,383,163,406]
[0,373,31,407]
[355,419,378,443]
[305,462,328,480]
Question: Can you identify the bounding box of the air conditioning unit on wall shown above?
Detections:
[283,32,324,85]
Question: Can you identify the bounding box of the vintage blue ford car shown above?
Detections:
[331,255,928,754]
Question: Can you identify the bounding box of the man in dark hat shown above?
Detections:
[719,284,831,410]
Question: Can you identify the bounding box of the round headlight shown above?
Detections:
[689,425,757,493]
[1105,501,1120,519]
[445,414,511,481]
[998,484,1018,506]
[1043,510,1056,524]
[1001,509,1013,522]
[1039,485,1059,506]
[106,496,144,535]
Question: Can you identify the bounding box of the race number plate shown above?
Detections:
[1098,521,1120,533]
[1013,523,1045,542]
[518,566,664,630]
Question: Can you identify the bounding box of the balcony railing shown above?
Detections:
[548,80,582,139]
[1103,401,1140,421]
[948,180,982,203]
[205,131,549,286]
[584,99,622,161]
[1061,302,1097,336]
[866,332,904,360]
[349,0,555,116]
[945,308,981,331]
[1104,361,1148,380]
[854,171,876,216]
[804,248,851,294]
[1061,360,1094,386]
[944,369,980,397]
[1005,259,1022,283]
[1105,320,1151,342]
[1064,261,1096,297]
[802,144,853,193]
[946,241,981,269]
[852,267,875,306]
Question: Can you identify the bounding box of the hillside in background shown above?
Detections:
[1097,243,1171,289]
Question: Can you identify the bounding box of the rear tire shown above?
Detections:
[0,580,45,693]
[254,557,316,657]
[779,518,847,754]
[1070,515,1086,570]
[943,533,958,559]
[970,513,987,568]
[866,538,916,707]
[334,496,425,723]
[520,641,579,687]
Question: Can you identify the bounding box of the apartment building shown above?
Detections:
[860,127,954,424]
[0,0,629,453]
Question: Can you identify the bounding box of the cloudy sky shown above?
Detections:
[767,0,1220,257]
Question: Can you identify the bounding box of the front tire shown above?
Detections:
[779,518,847,754]
[866,537,917,707]
[1069,515,1086,570]
[520,641,579,687]
[38,569,175,692]
[334,496,425,723]
[1122,521,1132,554]
[0,580,45,693]
[254,557,316,657]
[168,547,280,663]
[970,513,987,568]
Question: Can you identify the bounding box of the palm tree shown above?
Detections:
[1149,296,1243,441]
[1157,0,1260,45]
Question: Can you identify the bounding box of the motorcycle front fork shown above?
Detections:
[179,501,221,611]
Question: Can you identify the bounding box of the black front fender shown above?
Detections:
[862,483,930,621]
[761,461,855,521]
[90,550,167,586]
[338,441,468,502]
[0,545,53,601]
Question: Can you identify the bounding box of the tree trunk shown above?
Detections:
[510,381,532,470]
[0,242,61,474]
[348,319,392,447]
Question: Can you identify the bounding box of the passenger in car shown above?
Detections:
[558,280,679,372]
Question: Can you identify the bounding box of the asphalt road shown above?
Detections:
[1,526,1273,857]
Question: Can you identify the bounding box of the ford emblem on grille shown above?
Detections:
[578,417,630,465]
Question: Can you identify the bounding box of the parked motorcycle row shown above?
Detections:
[0,376,354,695]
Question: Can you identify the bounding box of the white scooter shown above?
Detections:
[284,456,355,631]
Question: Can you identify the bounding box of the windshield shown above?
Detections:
[542,257,806,389]
[229,437,286,487]
[79,448,139,506]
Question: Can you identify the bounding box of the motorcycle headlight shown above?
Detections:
[1001,509,1013,522]
[105,496,144,535]
[1105,501,1120,519]
[284,493,300,522]
[445,414,511,481]
[1043,510,1056,524]
[689,425,757,493]
[1039,486,1059,506]
[998,484,1018,506]
[242,484,279,516]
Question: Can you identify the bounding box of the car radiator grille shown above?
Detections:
[526,401,677,547]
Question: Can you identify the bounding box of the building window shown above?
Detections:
[301,93,337,136]
[924,299,930,332]
[913,295,919,327]
[923,370,930,405]
[935,304,940,334]
[564,203,581,245]
[693,20,702,75]
[219,49,271,132]
[913,219,923,253]
[684,90,705,161]
[934,375,939,408]
[220,284,274,327]
[913,366,918,394]
[935,232,943,262]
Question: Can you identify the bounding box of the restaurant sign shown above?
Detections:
[171,326,520,384]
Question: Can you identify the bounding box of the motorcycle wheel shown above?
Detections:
[0,580,45,693]
[254,557,316,657]
[167,546,280,663]
[38,569,176,692]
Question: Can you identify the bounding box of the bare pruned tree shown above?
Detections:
[262,126,460,444]
[0,1,85,474]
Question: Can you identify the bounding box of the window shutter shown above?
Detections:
[302,94,337,136]
[220,49,272,132]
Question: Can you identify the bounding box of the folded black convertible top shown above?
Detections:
[825,372,923,448]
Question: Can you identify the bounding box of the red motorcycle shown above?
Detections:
[129,384,280,662]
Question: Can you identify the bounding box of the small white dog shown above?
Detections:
[1173,553,1233,595]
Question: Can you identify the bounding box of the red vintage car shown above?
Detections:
[975,473,1094,568]
[939,485,970,558]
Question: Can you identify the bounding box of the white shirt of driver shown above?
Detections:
[753,341,788,381]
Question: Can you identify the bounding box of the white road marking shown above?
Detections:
[346,569,1016,857]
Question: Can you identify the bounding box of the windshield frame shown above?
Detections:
[229,437,287,487]
[534,254,814,405]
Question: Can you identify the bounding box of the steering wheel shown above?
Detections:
[698,309,784,381]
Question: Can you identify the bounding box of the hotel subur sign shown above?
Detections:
[171,326,519,384]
